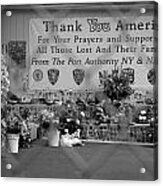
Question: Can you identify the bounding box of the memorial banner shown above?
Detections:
[1,2,158,181]
[29,16,156,90]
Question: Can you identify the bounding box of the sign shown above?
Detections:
[29,16,156,90]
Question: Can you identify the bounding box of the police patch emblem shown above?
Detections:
[122,68,135,84]
[73,68,85,85]
[33,69,43,82]
[147,68,155,85]
[48,69,59,85]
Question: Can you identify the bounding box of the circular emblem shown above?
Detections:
[147,69,155,85]
[33,69,43,82]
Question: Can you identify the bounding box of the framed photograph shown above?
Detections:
[1,1,158,180]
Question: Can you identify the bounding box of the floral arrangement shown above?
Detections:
[6,119,21,134]
[102,64,134,102]
[2,109,21,134]
[39,102,83,134]
[40,109,60,131]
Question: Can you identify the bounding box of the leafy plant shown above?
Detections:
[1,55,10,104]
[102,66,133,102]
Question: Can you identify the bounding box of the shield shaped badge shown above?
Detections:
[73,69,85,85]
[147,68,155,85]
[48,69,59,85]
[122,68,135,84]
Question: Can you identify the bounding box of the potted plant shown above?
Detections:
[40,110,60,147]
[99,65,135,140]
[6,117,21,153]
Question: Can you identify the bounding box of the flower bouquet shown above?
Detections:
[5,115,21,153]
[40,109,60,147]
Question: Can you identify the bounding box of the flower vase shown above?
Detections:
[47,120,60,147]
[7,134,19,153]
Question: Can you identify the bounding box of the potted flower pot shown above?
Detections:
[6,124,21,153]
[7,133,20,153]
[47,118,60,147]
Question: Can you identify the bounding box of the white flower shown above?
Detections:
[80,111,85,117]
[67,118,71,122]
[76,119,80,125]
[140,110,146,115]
